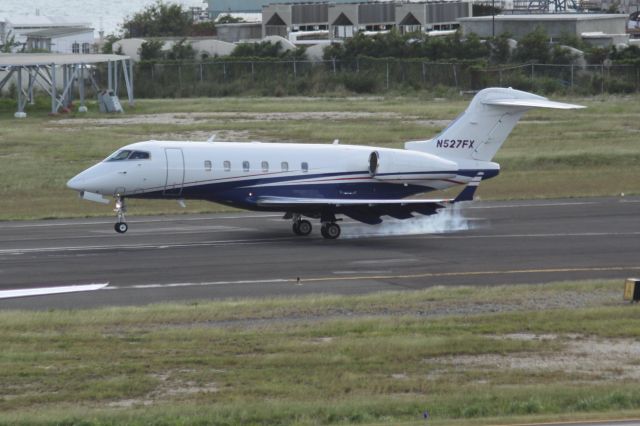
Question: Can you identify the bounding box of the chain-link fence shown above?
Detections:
[97,59,640,98]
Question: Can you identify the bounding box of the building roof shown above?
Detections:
[0,53,130,67]
[458,13,628,22]
[25,27,93,39]
[1,15,91,28]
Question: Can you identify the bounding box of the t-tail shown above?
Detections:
[405,87,585,163]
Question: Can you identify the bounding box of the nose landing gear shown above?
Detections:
[114,196,128,234]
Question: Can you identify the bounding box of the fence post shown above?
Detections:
[531,63,534,82]
[601,63,605,96]
[422,62,426,85]
[499,68,502,86]
[356,58,359,73]
[332,58,336,74]
[636,66,639,93]
[199,63,203,82]
[251,61,255,80]
[570,64,574,90]
[223,62,227,81]
[386,61,390,90]
[293,59,297,78]
[452,64,458,89]
[178,64,182,93]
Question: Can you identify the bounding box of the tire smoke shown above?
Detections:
[341,204,475,239]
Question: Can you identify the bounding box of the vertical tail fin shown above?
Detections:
[405,88,584,162]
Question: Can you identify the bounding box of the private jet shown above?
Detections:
[67,88,584,239]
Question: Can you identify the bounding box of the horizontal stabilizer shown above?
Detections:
[483,98,585,110]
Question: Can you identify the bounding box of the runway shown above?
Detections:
[0,196,638,309]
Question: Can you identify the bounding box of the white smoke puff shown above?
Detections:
[341,203,474,239]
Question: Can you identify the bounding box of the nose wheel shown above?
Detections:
[114,196,128,234]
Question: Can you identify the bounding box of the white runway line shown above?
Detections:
[0,237,299,255]
[0,283,109,299]
[0,214,281,229]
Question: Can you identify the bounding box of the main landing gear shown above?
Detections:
[290,214,341,239]
[114,196,128,234]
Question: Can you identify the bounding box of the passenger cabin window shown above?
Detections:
[223,160,231,172]
[301,162,309,173]
[106,150,150,162]
[204,160,212,171]
[281,161,289,172]
[243,161,250,172]
[261,161,269,172]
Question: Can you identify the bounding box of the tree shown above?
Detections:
[489,33,512,63]
[0,31,20,53]
[514,26,551,63]
[122,1,192,38]
[217,14,244,24]
[139,39,165,61]
[101,34,120,54]
[166,38,195,60]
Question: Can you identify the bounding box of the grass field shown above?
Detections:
[0,93,638,220]
[1,280,640,425]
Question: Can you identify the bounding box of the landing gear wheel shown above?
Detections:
[297,220,312,236]
[292,215,312,236]
[113,195,128,234]
[321,223,341,239]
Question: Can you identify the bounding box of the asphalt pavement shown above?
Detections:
[0,196,638,309]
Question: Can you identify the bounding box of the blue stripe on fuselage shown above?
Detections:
[133,168,499,208]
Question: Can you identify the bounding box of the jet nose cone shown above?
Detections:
[67,175,85,191]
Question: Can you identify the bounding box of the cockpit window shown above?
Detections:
[106,150,132,161]
[105,150,150,162]
[129,151,150,160]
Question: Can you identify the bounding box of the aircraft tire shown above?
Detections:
[321,223,340,240]
[292,222,301,235]
[115,222,128,234]
[297,220,312,236]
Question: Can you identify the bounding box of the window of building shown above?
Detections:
[82,42,90,54]
[261,161,269,172]
[72,42,80,54]
[301,162,309,173]
[204,160,212,171]
[243,161,250,172]
[224,160,231,171]
[281,161,289,172]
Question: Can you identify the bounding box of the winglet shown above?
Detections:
[453,172,484,203]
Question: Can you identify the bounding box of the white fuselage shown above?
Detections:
[67,140,497,207]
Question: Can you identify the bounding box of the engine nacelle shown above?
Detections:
[369,149,457,184]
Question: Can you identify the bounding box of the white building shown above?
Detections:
[26,27,95,54]
[1,16,92,50]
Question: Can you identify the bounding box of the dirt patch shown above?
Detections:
[51,111,404,127]
[432,334,640,381]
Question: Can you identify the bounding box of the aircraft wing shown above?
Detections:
[256,173,482,224]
